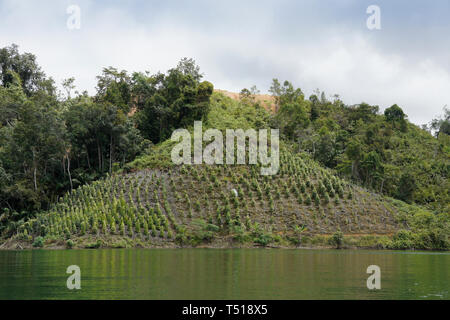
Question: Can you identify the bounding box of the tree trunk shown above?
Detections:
[67,154,73,192]
[32,149,37,191]
[33,167,37,191]
[85,145,91,169]
[97,138,102,172]
[109,134,113,175]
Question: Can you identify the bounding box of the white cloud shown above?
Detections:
[0,0,449,125]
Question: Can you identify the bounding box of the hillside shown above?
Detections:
[8,146,447,251]
[0,47,448,251]
[4,92,448,251]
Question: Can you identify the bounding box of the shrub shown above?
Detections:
[254,233,273,246]
[389,229,414,249]
[66,239,74,249]
[304,195,312,205]
[85,239,102,249]
[313,195,320,206]
[32,236,44,248]
[206,223,220,232]
[329,229,344,249]
[232,225,250,243]
[323,193,330,204]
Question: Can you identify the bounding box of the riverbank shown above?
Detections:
[1,232,447,251]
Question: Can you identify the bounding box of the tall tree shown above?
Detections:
[0,44,46,96]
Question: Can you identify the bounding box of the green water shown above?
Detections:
[0,249,448,300]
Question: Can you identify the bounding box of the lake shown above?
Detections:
[0,249,448,300]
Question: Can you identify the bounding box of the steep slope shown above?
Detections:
[4,92,448,250]
[10,146,448,250]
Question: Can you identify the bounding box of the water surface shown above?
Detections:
[0,249,448,299]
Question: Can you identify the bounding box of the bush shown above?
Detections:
[85,239,102,249]
[189,219,216,244]
[66,239,74,249]
[389,229,414,249]
[304,195,312,205]
[329,230,344,249]
[232,225,250,243]
[415,229,449,250]
[254,233,273,246]
[111,239,128,248]
[32,236,44,248]
[175,233,188,245]
[206,224,220,232]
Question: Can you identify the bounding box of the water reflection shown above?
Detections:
[0,249,448,300]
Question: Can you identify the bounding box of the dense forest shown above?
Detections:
[0,44,448,249]
[0,45,213,227]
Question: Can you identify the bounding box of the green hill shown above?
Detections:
[6,93,449,251]
[0,46,448,251]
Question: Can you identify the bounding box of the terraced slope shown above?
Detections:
[3,92,447,250]
[12,149,429,249]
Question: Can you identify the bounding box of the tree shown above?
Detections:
[0,88,66,211]
[315,127,338,167]
[397,172,417,203]
[345,138,363,179]
[309,98,320,122]
[270,80,309,139]
[176,57,203,82]
[330,229,344,249]
[95,67,131,113]
[133,60,213,143]
[0,44,46,96]
[273,100,309,139]
[64,96,145,175]
[384,104,406,130]
[430,106,450,137]
[0,76,27,126]
[62,77,76,99]
[269,78,281,100]
[360,151,384,187]
[350,103,379,123]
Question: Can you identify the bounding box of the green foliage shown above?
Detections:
[272,80,448,213]
[0,44,47,96]
[32,236,44,248]
[188,219,217,245]
[0,45,448,252]
[66,239,74,249]
[133,60,213,143]
[384,104,406,130]
[329,229,344,249]
[396,172,416,203]
[253,233,273,246]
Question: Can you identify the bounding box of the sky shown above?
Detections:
[1,0,449,125]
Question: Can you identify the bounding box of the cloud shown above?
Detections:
[0,0,449,125]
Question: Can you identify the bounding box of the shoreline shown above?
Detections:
[1,237,447,252]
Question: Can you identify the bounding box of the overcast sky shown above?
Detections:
[1,0,449,125]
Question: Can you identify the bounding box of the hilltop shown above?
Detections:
[214,89,277,112]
